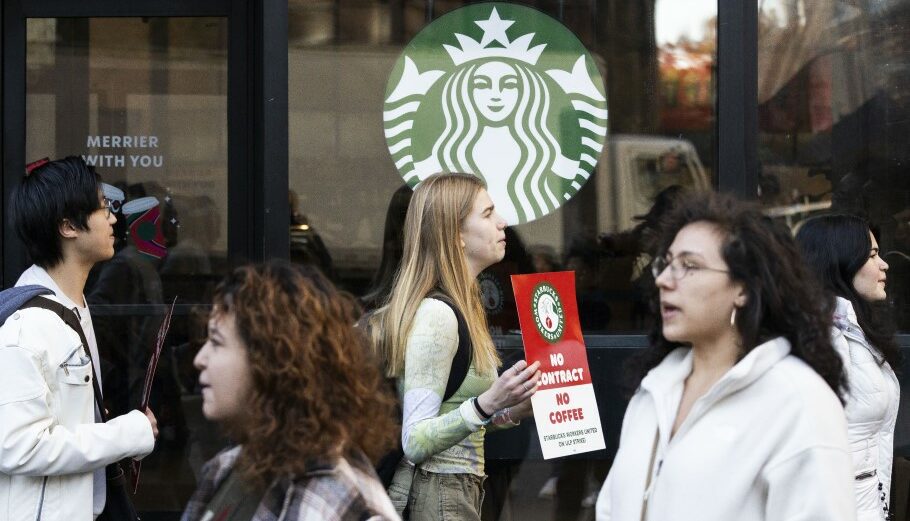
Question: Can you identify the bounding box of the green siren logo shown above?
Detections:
[478,272,504,314]
[532,282,565,343]
[383,3,607,225]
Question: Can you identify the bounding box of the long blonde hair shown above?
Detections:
[371,173,500,378]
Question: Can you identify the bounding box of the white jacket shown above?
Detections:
[596,337,856,521]
[0,266,155,521]
[833,297,900,521]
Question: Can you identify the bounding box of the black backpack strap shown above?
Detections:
[19,296,108,421]
[427,292,472,402]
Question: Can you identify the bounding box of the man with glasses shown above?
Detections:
[0,156,158,520]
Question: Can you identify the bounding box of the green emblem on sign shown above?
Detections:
[532,282,565,343]
[383,3,608,225]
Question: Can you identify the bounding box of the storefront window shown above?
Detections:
[757,0,910,455]
[289,1,715,518]
[26,17,228,514]
[289,0,716,333]
[757,1,910,328]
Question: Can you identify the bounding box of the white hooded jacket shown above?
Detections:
[596,337,856,521]
[833,297,900,521]
[0,266,155,521]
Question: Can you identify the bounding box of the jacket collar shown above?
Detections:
[203,445,361,497]
[640,337,792,437]
[833,296,883,364]
[15,264,84,311]
[833,296,859,330]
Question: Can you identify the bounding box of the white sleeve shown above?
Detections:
[595,469,613,521]
[0,345,154,476]
[762,446,856,521]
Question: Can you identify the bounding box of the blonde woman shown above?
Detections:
[370,173,541,520]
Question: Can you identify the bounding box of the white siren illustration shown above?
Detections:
[384,3,608,225]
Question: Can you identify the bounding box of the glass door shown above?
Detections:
[0,2,279,517]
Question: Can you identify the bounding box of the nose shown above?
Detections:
[654,264,675,290]
[494,212,507,229]
[193,342,210,371]
[880,256,889,271]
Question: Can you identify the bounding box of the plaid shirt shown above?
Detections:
[181,446,400,521]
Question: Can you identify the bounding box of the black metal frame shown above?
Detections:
[716,0,758,197]
[0,0,288,287]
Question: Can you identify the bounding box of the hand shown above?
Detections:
[478,360,541,413]
[144,408,159,440]
[509,397,534,421]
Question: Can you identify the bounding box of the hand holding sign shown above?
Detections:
[478,360,542,414]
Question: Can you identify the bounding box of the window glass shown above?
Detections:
[289,0,717,334]
[26,17,228,514]
[757,0,910,456]
[757,1,910,329]
[289,1,715,519]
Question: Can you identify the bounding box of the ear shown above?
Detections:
[58,219,79,239]
[459,232,466,249]
[733,282,748,309]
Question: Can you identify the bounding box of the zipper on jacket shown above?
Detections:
[855,469,877,481]
[35,476,48,521]
[58,344,85,376]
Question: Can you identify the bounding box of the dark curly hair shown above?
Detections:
[630,192,845,400]
[795,213,901,371]
[211,261,398,487]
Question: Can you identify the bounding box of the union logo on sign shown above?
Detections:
[532,282,565,343]
[383,3,608,225]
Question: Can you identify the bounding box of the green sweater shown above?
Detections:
[398,298,497,476]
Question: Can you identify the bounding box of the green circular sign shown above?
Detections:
[532,282,565,343]
[383,3,608,225]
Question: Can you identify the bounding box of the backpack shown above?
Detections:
[363,291,472,488]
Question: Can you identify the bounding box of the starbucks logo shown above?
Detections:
[532,282,565,343]
[478,272,504,314]
[383,3,607,225]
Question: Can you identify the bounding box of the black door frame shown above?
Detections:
[1,0,288,287]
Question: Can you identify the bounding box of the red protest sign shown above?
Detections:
[512,271,592,391]
[511,271,605,459]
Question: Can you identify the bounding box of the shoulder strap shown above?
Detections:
[19,296,108,421]
[427,292,472,402]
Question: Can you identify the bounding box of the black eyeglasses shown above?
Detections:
[100,197,118,218]
[651,254,730,281]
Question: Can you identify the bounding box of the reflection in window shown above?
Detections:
[289,0,717,335]
[757,1,910,331]
[289,3,716,519]
[25,18,229,515]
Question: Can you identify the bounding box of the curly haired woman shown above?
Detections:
[181,261,400,521]
[596,192,854,520]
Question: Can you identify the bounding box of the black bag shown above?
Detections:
[19,295,141,521]
[365,292,473,488]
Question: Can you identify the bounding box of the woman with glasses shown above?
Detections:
[797,214,900,521]
[595,192,854,521]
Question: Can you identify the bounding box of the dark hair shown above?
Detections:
[9,156,102,268]
[362,185,413,310]
[212,261,398,487]
[631,192,845,399]
[796,214,901,370]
